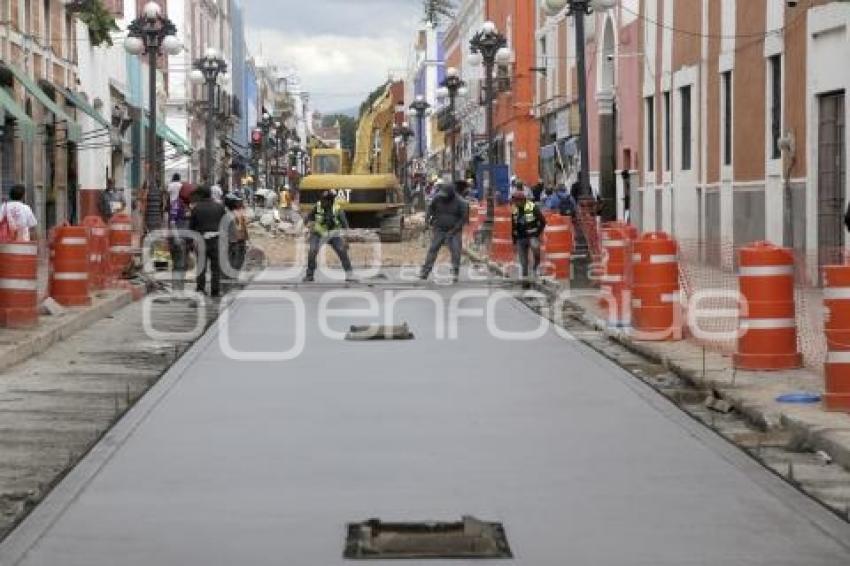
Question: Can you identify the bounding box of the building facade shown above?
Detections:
[486,0,539,185]
[441,0,484,181]
[0,0,83,232]
[535,1,640,218]
[635,0,849,281]
[406,22,444,164]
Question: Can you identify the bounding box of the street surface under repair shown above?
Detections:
[1,270,850,565]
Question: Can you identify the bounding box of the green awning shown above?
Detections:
[62,88,109,130]
[142,115,192,155]
[2,63,81,143]
[0,87,35,141]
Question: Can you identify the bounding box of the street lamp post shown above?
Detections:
[259,112,273,192]
[469,20,511,245]
[408,95,431,161]
[190,48,227,184]
[543,0,617,204]
[393,122,414,199]
[125,1,182,232]
[437,67,468,182]
[407,97,431,211]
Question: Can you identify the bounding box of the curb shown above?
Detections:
[0,288,139,374]
[464,248,850,472]
[564,294,850,473]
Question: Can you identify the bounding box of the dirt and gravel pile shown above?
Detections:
[244,209,452,268]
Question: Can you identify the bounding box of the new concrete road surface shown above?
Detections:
[2,270,850,565]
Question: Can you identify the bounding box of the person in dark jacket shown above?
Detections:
[99,178,121,221]
[532,179,545,202]
[420,182,468,282]
[304,190,354,282]
[511,189,547,286]
[189,185,227,297]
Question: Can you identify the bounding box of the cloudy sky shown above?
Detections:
[244,0,423,114]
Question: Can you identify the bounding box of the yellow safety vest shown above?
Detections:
[314,201,342,236]
[512,201,540,237]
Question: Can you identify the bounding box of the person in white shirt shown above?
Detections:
[0,184,38,241]
[210,178,224,204]
[166,173,183,209]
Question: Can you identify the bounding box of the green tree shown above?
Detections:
[77,0,120,48]
[423,0,455,25]
[321,114,357,153]
[359,82,390,118]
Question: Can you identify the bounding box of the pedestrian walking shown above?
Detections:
[210,178,224,204]
[166,174,182,208]
[511,189,547,288]
[99,178,122,221]
[532,179,545,202]
[544,183,576,217]
[189,185,226,297]
[0,184,37,242]
[225,193,249,277]
[168,181,193,292]
[304,190,355,282]
[420,182,468,283]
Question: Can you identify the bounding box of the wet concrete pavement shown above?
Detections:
[2,270,850,565]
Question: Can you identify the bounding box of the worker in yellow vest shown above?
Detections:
[511,189,547,288]
[304,190,355,282]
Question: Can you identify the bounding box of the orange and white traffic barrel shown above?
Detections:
[109,212,134,278]
[823,265,850,411]
[599,224,632,327]
[490,206,514,264]
[543,213,573,280]
[83,216,110,290]
[631,232,681,340]
[50,225,91,307]
[0,241,39,328]
[734,241,802,370]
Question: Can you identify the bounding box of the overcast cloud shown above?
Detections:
[244,0,422,114]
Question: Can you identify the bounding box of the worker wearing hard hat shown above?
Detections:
[304,190,355,282]
[511,188,547,288]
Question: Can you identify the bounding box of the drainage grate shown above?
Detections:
[345,323,414,341]
[343,516,512,560]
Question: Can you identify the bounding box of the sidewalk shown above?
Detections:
[466,249,850,472]
[0,287,144,374]
[562,293,850,469]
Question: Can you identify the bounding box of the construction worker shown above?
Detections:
[304,190,355,282]
[420,182,468,283]
[511,189,547,287]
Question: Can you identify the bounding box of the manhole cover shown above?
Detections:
[345,323,414,341]
[343,516,512,560]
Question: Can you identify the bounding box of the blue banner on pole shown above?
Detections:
[474,164,510,203]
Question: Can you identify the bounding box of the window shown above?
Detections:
[43,0,49,41]
[770,55,782,159]
[722,71,732,166]
[646,96,655,172]
[24,0,32,33]
[663,91,671,171]
[680,86,692,171]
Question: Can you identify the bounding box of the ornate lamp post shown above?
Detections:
[469,20,511,245]
[407,95,432,161]
[125,1,182,231]
[393,121,414,195]
[258,111,273,191]
[542,0,617,205]
[190,48,227,184]
[437,67,468,182]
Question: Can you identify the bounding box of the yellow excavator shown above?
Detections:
[301,83,404,241]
